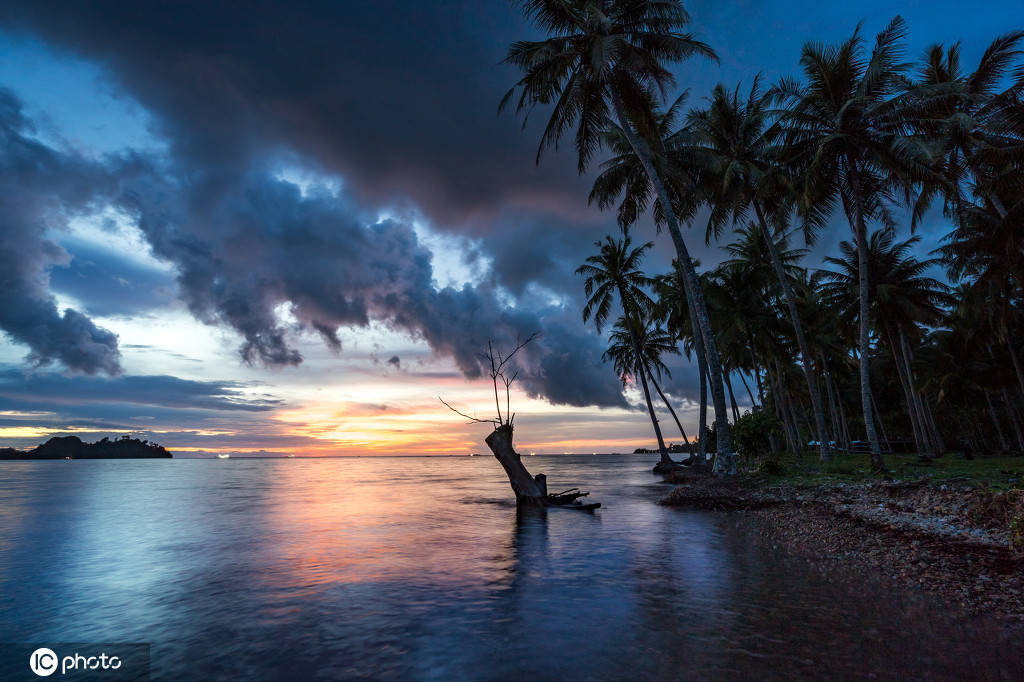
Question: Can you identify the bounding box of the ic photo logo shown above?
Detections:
[29,647,123,677]
[29,648,57,677]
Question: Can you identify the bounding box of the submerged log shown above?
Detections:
[484,424,600,511]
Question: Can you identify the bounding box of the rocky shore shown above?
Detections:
[660,471,1024,624]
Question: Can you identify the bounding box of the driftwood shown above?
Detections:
[485,424,600,510]
[442,335,600,511]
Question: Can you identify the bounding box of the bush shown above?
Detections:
[732,410,783,460]
[759,457,787,476]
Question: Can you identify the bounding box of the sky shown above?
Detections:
[0,1,1019,456]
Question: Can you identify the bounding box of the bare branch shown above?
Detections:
[438,397,498,426]
[439,332,541,429]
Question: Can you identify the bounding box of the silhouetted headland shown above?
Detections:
[0,435,173,460]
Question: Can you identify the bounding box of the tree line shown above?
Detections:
[501,1,1023,472]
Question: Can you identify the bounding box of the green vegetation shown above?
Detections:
[502,2,1024,472]
[745,451,1024,490]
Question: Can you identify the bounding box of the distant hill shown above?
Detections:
[0,436,173,460]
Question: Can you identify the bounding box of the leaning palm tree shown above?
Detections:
[773,17,926,470]
[502,0,736,470]
[651,267,710,459]
[605,315,694,459]
[576,236,673,467]
[690,78,832,461]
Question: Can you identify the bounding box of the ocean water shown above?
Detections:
[0,454,1020,680]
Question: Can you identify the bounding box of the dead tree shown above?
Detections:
[440,334,599,511]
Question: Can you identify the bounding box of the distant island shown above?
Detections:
[634,443,693,455]
[0,435,173,460]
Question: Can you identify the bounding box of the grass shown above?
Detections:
[750,451,1024,490]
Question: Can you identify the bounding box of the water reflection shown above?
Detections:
[0,456,1021,680]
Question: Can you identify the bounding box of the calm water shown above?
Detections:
[0,454,1020,680]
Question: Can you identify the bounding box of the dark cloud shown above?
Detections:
[0,1,595,229]
[0,368,280,412]
[0,88,122,374]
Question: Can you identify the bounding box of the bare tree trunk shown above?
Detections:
[753,201,830,461]
[486,425,545,505]
[845,156,885,470]
[610,92,734,471]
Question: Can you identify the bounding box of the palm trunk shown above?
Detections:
[620,307,670,463]
[610,92,734,471]
[870,389,892,454]
[753,201,831,461]
[1003,389,1024,452]
[923,397,945,455]
[773,359,801,455]
[899,328,935,457]
[650,373,693,456]
[884,328,927,457]
[822,362,843,451]
[726,368,741,421]
[739,369,757,409]
[698,339,709,460]
[986,391,1010,452]
[845,156,885,471]
[1008,337,1024,400]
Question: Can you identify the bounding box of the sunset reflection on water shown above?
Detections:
[1,455,1021,680]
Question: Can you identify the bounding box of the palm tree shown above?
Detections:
[689,79,833,460]
[605,314,694,457]
[820,231,953,458]
[502,0,737,470]
[912,31,1024,223]
[774,17,927,470]
[651,267,709,459]
[576,235,673,465]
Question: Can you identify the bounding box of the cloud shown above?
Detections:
[0,87,122,374]
[47,236,176,317]
[0,1,595,228]
[0,4,642,409]
[0,368,280,412]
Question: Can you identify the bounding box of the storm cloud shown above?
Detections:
[0,88,122,374]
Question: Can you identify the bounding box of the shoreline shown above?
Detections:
[660,471,1024,625]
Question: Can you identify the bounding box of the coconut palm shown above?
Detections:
[502,0,737,469]
[604,314,694,456]
[688,79,833,461]
[773,16,929,470]
[651,267,711,458]
[819,231,953,458]
[576,235,673,465]
[912,31,1024,222]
